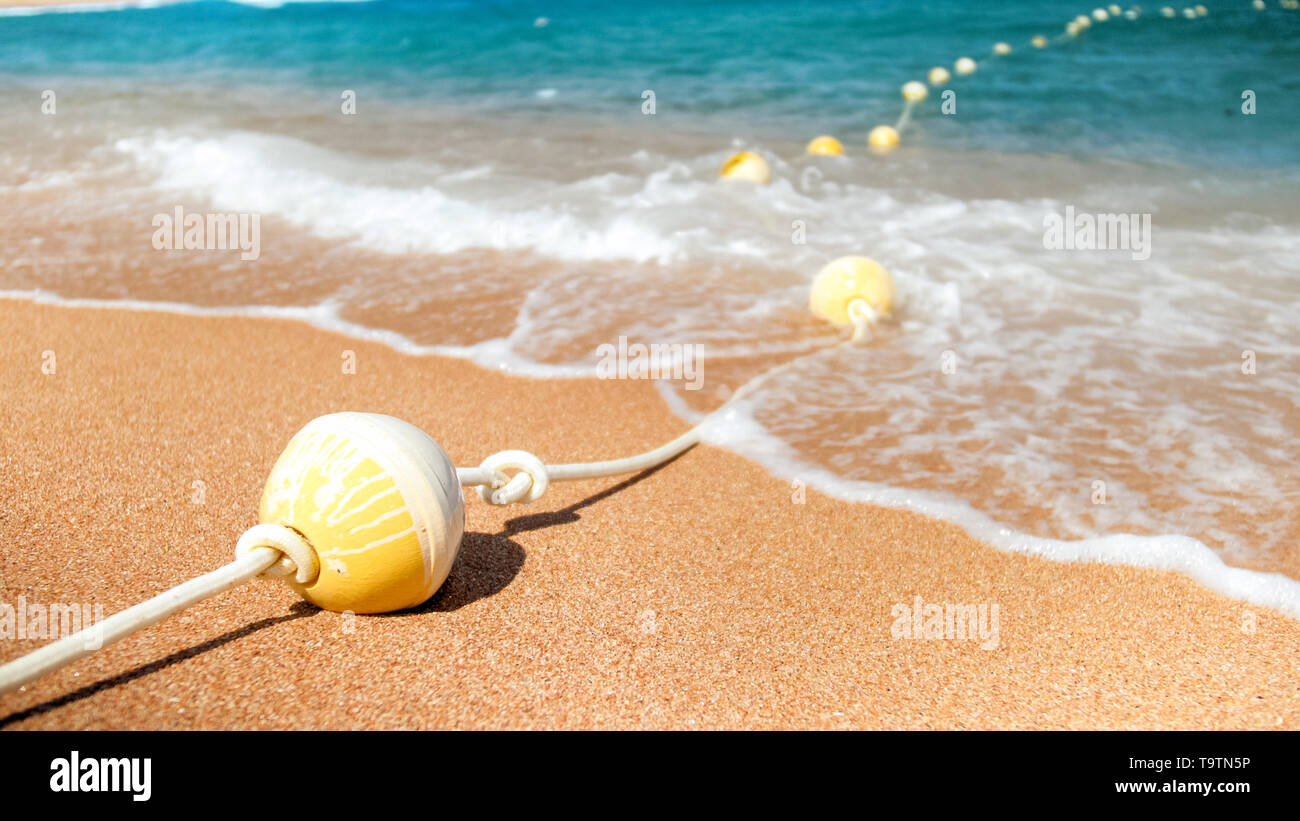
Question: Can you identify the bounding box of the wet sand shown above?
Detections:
[1,299,1298,729]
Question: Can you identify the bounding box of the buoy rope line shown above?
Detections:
[0,253,890,695]
[721,1,1277,171]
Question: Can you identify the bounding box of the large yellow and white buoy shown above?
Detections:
[1092,7,1110,21]
[901,80,928,102]
[255,412,465,613]
[809,256,896,325]
[954,56,977,76]
[805,135,844,156]
[866,125,900,155]
[928,66,951,85]
[719,150,771,184]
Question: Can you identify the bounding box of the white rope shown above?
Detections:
[893,98,918,132]
[460,312,876,506]
[0,546,281,695]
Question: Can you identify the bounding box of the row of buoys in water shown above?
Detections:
[719,2,1279,182]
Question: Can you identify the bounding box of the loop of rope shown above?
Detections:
[848,298,880,342]
[234,523,319,584]
[477,450,549,505]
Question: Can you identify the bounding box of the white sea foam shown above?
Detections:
[694,393,1300,621]
[14,122,1299,617]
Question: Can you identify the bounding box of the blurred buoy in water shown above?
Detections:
[993,42,1012,55]
[1031,35,1048,48]
[1161,6,1176,16]
[805,136,844,156]
[928,66,951,85]
[720,151,771,184]
[867,125,900,155]
[1092,8,1110,21]
[901,81,928,102]
[810,256,896,326]
[954,56,977,75]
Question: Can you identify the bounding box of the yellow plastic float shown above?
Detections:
[719,150,771,183]
[809,256,896,325]
[805,135,845,156]
[867,125,900,155]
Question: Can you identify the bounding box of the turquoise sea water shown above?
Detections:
[2,0,1300,612]
[2,0,1298,166]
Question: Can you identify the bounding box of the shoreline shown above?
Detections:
[2,299,1298,729]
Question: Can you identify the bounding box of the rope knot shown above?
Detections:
[477,450,549,505]
[234,523,319,584]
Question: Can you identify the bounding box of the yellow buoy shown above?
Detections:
[1092,8,1110,21]
[1066,20,1081,34]
[993,42,1012,55]
[927,66,951,85]
[258,413,465,614]
[867,125,900,155]
[1031,35,1048,48]
[901,80,928,102]
[809,256,896,325]
[1253,0,1265,9]
[1108,3,1122,14]
[954,56,977,76]
[1075,13,1093,27]
[1182,7,1195,17]
[1161,6,1176,16]
[805,135,844,156]
[720,150,771,184]
[1194,4,1207,14]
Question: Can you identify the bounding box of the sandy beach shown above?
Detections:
[1,299,1297,730]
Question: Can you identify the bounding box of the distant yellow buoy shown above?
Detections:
[1108,3,1122,14]
[867,125,900,155]
[719,150,771,184]
[1075,14,1093,28]
[1182,7,1195,17]
[1161,6,1176,16]
[954,56,977,76]
[1124,8,1140,19]
[993,42,1012,55]
[1066,20,1081,34]
[1194,4,1207,14]
[1092,8,1109,21]
[805,135,844,156]
[901,81,928,102]
[258,413,465,614]
[809,256,896,326]
[1031,35,1048,48]
[1253,0,1265,9]
[927,66,951,85]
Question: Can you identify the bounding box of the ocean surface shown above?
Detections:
[2,0,1299,610]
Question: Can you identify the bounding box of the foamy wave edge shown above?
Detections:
[9,288,1300,621]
